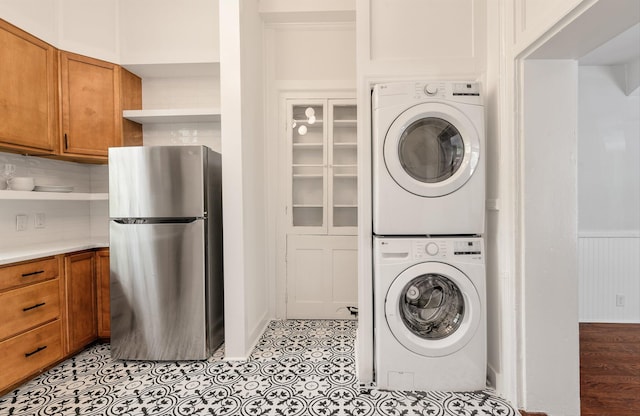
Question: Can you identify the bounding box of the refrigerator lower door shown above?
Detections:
[110,220,208,360]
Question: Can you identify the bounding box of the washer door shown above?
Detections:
[385,262,481,357]
[383,102,480,197]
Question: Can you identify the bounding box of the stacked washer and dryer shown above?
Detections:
[371,81,487,392]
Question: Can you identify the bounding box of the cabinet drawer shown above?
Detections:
[0,279,60,341]
[0,257,59,291]
[0,320,63,392]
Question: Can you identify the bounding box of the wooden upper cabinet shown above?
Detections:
[0,19,58,154]
[59,51,122,160]
[58,51,142,161]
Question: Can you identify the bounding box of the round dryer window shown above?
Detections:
[384,103,480,197]
[398,118,464,184]
[385,262,481,357]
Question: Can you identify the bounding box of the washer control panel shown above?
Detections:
[374,237,484,264]
[414,240,448,260]
[414,238,483,262]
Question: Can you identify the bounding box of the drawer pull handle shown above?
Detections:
[25,345,47,358]
[23,302,46,312]
[22,270,45,278]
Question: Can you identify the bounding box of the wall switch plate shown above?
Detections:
[16,214,28,231]
[35,213,46,228]
[616,294,625,307]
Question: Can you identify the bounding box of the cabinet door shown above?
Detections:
[328,100,358,235]
[286,235,358,319]
[0,19,57,153]
[64,251,96,353]
[288,100,328,234]
[95,249,110,339]
[59,51,121,158]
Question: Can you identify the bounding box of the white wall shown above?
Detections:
[119,0,219,65]
[521,59,580,415]
[578,65,640,323]
[578,65,640,233]
[58,0,119,62]
[0,0,58,46]
[1,0,219,64]
[138,73,221,152]
[240,0,270,353]
[219,0,269,360]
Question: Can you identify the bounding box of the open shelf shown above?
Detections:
[123,108,221,124]
[0,191,108,201]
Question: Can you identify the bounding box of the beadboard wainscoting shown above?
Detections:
[579,233,640,323]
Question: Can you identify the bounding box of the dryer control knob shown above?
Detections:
[424,84,439,96]
[425,242,439,256]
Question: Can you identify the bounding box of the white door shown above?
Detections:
[286,235,357,319]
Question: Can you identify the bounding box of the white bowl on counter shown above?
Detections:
[8,177,35,191]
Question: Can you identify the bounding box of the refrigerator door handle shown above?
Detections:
[113,218,200,225]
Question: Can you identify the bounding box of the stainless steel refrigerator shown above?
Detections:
[108,145,223,360]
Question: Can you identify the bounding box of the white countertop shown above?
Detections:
[0,239,109,266]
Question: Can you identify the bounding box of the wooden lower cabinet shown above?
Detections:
[0,256,65,393]
[0,321,64,392]
[64,251,97,354]
[0,248,112,394]
[96,249,110,338]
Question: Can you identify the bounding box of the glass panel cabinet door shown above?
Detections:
[287,98,357,235]
[289,100,327,233]
[329,100,357,235]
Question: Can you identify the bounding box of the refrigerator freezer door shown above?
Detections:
[110,220,208,360]
[109,146,206,218]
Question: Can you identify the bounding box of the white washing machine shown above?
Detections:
[373,236,486,392]
[372,81,485,235]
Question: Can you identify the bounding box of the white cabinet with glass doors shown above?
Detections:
[287,99,357,235]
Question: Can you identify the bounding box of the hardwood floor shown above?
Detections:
[580,323,640,416]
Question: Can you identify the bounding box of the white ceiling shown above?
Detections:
[528,0,639,63]
[579,23,640,66]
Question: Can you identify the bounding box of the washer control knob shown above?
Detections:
[425,242,439,256]
[424,84,439,96]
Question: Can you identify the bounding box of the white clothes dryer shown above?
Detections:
[372,81,485,235]
[373,236,486,392]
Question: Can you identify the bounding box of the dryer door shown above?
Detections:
[385,261,481,357]
[383,102,480,197]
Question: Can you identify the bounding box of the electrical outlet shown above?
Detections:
[16,214,28,231]
[616,294,625,307]
[35,213,46,229]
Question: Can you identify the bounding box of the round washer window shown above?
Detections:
[398,118,464,183]
[399,273,464,340]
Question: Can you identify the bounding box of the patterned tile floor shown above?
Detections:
[0,320,519,415]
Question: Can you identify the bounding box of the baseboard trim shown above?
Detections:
[519,411,548,416]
